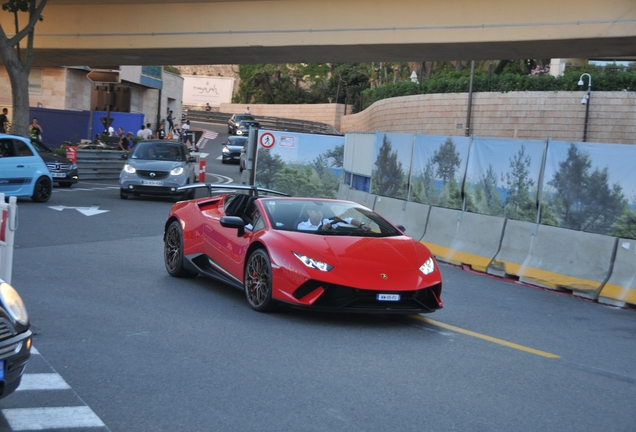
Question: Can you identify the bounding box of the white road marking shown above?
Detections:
[47,205,109,216]
[16,373,71,391]
[3,406,105,430]
[31,346,39,355]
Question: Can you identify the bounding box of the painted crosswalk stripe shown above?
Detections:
[2,406,105,430]
[16,373,70,391]
[31,346,39,355]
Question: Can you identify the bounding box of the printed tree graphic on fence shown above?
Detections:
[371,135,407,199]
[545,143,627,234]
[502,145,536,221]
[412,137,463,209]
[258,144,343,199]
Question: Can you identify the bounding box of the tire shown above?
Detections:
[58,182,73,188]
[120,189,129,199]
[31,176,52,202]
[244,249,275,312]
[164,220,197,278]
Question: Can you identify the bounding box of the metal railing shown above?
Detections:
[185,110,341,135]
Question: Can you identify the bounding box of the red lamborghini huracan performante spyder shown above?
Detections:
[163,185,443,313]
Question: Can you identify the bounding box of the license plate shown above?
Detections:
[0,361,4,380]
[141,180,163,186]
[51,173,66,178]
[377,294,400,301]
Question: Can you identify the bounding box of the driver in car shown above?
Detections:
[297,203,371,231]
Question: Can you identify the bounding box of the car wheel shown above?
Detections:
[244,249,275,312]
[120,189,129,199]
[31,176,52,202]
[58,182,73,188]
[164,220,197,278]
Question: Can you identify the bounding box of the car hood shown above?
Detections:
[127,159,186,170]
[224,144,243,151]
[274,231,429,270]
[38,151,72,164]
[269,231,437,290]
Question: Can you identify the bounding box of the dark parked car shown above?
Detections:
[222,136,247,164]
[30,138,78,188]
[227,114,260,136]
[0,278,32,399]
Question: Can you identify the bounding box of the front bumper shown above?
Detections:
[0,329,32,399]
[286,281,443,314]
[120,176,188,198]
[50,169,79,184]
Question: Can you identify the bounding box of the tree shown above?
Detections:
[371,134,406,199]
[547,143,627,234]
[254,148,285,189]
[479,164,501,214]
[431,138,461,185]
[0,0,48,136]
[502,145,536,221]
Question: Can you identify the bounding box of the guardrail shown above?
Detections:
[185,109,341,135]
[77,149,127,180]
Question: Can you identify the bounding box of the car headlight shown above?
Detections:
[123,164,136,174]
[293,252,333,272]
[419,257,435,275]
[0,282,28,325]
[170,166,184,176]
[222,147,230,154]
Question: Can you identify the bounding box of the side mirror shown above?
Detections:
[220,216,246,237]
[396,224,406,232]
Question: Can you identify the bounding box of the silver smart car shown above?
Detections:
[119,140,197,200]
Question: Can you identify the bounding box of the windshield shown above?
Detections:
[261,199,402,237]
[30,138,51,153]
[131,142,186,161]
[235,115,255,122]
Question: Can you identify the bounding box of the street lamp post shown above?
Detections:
[578,73,592,142]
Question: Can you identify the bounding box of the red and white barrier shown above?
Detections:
[66,145,77,163]
[0,194,18,284]
[199,160,206,182]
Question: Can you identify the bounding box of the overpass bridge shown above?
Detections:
[0,0,635,67]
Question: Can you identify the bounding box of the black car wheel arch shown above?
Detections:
[244,249,275,312]
[31,176,52,202]
[164,220,198,278]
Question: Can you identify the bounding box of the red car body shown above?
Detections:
[164,190,442,313]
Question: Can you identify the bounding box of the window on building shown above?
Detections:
[29,69,43,94]
[130,88,143,112]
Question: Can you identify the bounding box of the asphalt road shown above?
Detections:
[1,122,635,432]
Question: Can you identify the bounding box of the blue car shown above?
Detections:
[0,134,53,202]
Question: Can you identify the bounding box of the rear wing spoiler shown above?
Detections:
[178,183,290,198]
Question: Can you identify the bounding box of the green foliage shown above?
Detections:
[611,210,636,239]
[361,67,636,110]
[545,143,627,234]
[502,145,537,222]
[255,148,285,189]
[371,135,407,199]
[163,66,181,75]
[256,145,342,199]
